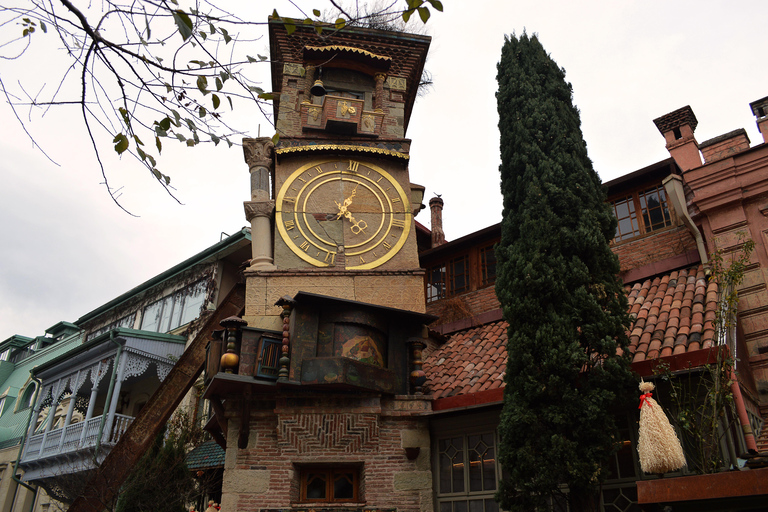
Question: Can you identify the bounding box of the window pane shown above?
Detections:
[451,256,469,295]
[481,246,497,286]
[639,186,671,233]
[333,472,354,499]
[454,502,467,512]
[158,296,174,332]
[306,473,326,499]
[469,500,484,512]
[427,265,446,303]
[440,503,453,512]
[179,282,207,326]
[438,436,465,493]
[484,499,498,512]
[141,300,163,332]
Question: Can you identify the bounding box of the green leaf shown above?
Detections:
[212,94,220,109]
[258,93,276,100]
[284,20,296,35]
[271,133,280,145]
[258,54,268,61]
[220,27,232,43]
[313,9,321,16]
[200,31,207,40]
[172,10,194,41]
[247,55,258,63]
[209,23,216,34]
[335,18,346,30]
[215,77,223,91]
[196,75,209,94]
[198,106,207,118]
[118,107,131,127]
[156,136,163,153]
[113,133,129,154]
[165,83,172,93]
[211,134,220,145]
[303,18,313,25]
[428,0,444,11]
[165,175,171,185]
[171,109,181,126]
[402,10,412,23]
[175,134,186,142]
[220,71,229,82]
[40,21,47,33]
[418,7,430,22]
[133,135,145,146]
[22,29,28,37]
[152,169,162,180]
[159,117,171,131]
[227,96,233,110]
[186,139,196,147]
[248,86,265,94]
[315,25,323,35]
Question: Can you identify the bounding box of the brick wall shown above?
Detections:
[222,395,433,512]
[611,226,698,273]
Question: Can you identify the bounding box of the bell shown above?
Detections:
[310,79,326,97]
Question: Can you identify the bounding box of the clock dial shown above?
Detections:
[276,158,411,270]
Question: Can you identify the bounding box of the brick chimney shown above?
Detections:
[653,106,703,171]
[698,129,751,164]
[749,95,768,144]
[429,196,446,247]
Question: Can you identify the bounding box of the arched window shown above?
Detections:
[17,383,36,411]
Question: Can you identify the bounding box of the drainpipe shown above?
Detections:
[662,174,708,265]
[95,332,124,455]
[11,372,42,512]
[730,377,758,453]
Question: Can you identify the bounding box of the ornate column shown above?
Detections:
[243,137,276,270]
[374,73,387,112]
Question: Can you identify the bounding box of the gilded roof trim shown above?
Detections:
[304,45,391,62]
[275,144,409,160]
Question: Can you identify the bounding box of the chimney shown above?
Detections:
[653,106,703,171]
[749,95,768,144]
[698,129,751,164]
[429,196,446,247]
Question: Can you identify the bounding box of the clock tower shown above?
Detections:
[205,19,436,512]
[242,18,431,331]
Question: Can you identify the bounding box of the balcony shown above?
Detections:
[300,96,384,136]
[19,328,185,482]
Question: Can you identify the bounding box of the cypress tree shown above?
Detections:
[494,33,634,511]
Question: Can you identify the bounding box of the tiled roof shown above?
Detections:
[424,321,507,399]
[424,265,717,401]
[186,440,225,470]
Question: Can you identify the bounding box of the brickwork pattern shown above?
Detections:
[278,413,380,453]
[223,401,432,512]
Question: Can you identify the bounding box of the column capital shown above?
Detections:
[243,138,275,171]
[244,200,275,222]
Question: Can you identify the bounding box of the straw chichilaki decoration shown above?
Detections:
[637,381,687,474]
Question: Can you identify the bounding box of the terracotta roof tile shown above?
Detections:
[424,265,719,401]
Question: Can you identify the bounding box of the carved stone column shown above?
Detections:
[374,73,387,112]
[244,201,276,270]
[243,137,276,270]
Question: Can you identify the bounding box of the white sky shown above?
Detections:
[1,0,766,339]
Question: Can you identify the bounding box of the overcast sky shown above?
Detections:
[1,0,766,340]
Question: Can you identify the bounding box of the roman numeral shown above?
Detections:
[284,220,295,231]
[324,251,336,264]
[392,219,406,228]
[314,166,323,174]
[283,196,296,204]
[359,256,366,264]
[382,241,392,250]
[348,160,360,172]
[297,176,306,183]
[391,197,401,203]
[300,241,310,252]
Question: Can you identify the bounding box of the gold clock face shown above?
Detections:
[276,158,411,270]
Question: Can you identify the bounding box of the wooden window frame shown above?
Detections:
[299,466,359,503]
[479,244,497,288]
[609,183,674,244]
